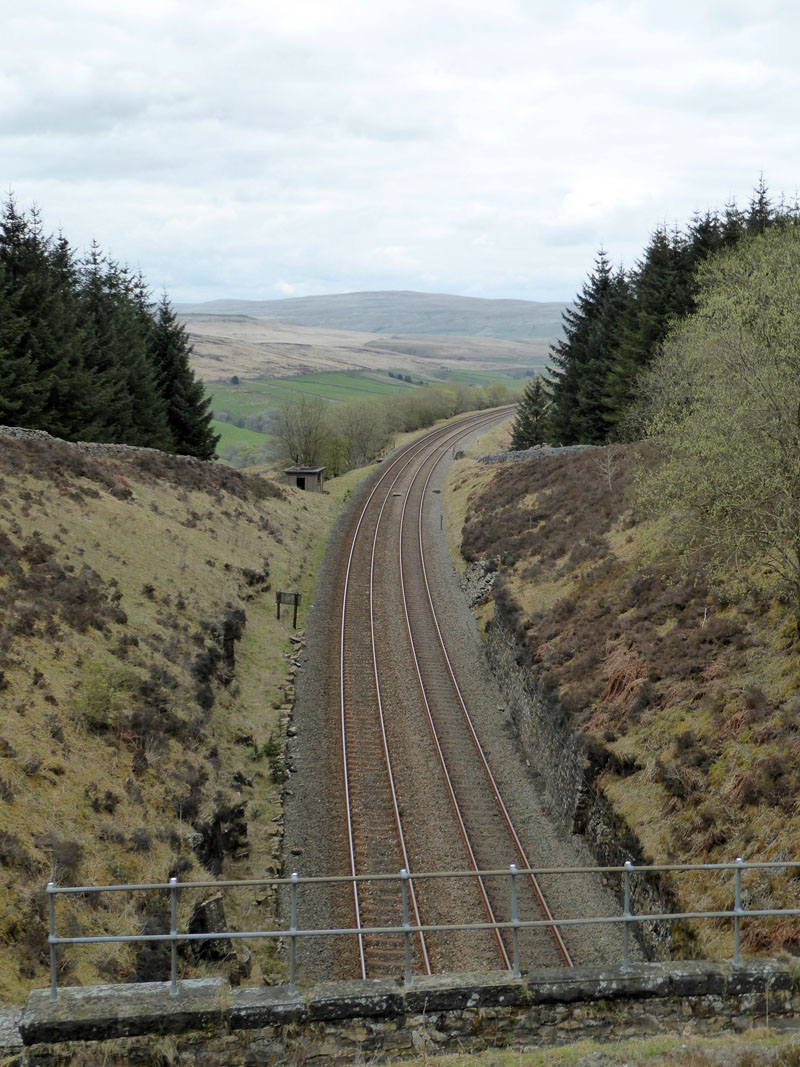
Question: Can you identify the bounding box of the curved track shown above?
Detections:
[337,411,573,977]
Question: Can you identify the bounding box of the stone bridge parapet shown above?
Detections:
[7,960,800,1064]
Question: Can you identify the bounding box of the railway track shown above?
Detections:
[337,410,574,978]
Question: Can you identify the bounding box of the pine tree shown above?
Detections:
[37,233,103,440]
[547,249,630,444]
[604,226,692,434]
[721,198,746,246]
[746,175,773,235]
[0,259,33,425]
[686,210,724,269]
[509,376,550,450]
[76,242,133,440]
[0,198,60,428]
[149,294,219,459]
[79,247,172,448]
[112,266,173,450]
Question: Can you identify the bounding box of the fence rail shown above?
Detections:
[45,858,800,1001]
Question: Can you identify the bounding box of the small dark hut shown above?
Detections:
[283,465,326,492]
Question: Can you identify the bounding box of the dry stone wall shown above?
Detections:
[0,425,202,462]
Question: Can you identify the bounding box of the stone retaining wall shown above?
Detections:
[479,443,596,465]
[12,961,800,1065]
[482,608,675,957]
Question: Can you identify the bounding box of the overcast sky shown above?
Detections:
[3,0,798,304]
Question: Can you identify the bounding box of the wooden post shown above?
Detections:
[276,591,301,627]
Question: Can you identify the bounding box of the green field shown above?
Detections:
[207,368,523,462]
[208,371,417,421]
[211,419,274,448]
[434,367,530,385]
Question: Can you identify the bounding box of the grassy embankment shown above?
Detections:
[0,409,473,1003]
[384,1031,800,1067]
[443,436,800,962]
[0,434,374,1002]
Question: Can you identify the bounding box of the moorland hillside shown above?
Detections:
[178,291,564,382]
[182,314,552,382]
[0,430,338,1000]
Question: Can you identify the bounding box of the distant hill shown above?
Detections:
[176,291,568,342]
[181,314,553,382]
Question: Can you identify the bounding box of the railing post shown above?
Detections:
[169,877,178,997]
[509,864,520,979]
[289,871,299,995]
[401,869,412,986]
[47,882,57,1002]
[733,857,744,964]
[622,861,634,971]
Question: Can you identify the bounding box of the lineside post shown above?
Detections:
[169,877,178,997]
[509,864,520,978]
[289,871,299,994]
[622,860,634,971]
[401,868,413,986]
[733,857,744,964]
[47,881,58,1002]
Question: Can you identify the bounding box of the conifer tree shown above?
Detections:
[79,247,172,448]
[0,260,33,424]
[509,376,550,450]
[112,265,173,450]
[37,233,103,440]
[604,226,692,434]
[149,294,219,459]
[746,175,773,235]
[78,242,136,440]
[0,198,61,428]
[721,199,746,246]
[686,209,725,267]
[547,249,630,444]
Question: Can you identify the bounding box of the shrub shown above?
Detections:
[35,833,83,881]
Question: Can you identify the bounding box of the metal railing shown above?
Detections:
[45,858,800,1001]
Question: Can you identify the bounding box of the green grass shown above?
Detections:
[208,368,527,422]
[437,367,531,385]
[388,1030,800,1066]
[211,419,272,448]
[208,371,418,420]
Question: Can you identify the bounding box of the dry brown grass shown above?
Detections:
[449,443,800,959]
[0,435,341,1000]
[184,313,549,381]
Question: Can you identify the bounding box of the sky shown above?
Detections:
[3,0,799,305]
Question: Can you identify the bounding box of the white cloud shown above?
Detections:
[3,0,800,303]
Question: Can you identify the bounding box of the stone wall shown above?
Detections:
[13,961,800,1065]
[482,605,676,958]
[0,425,205,463]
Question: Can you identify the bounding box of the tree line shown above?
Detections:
[635,220,800,625]
[509,177,800,625]
[510,178,797,449]
[273,380,514,475]
[0,198,218,459]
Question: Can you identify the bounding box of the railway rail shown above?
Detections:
[337,410,573,979]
